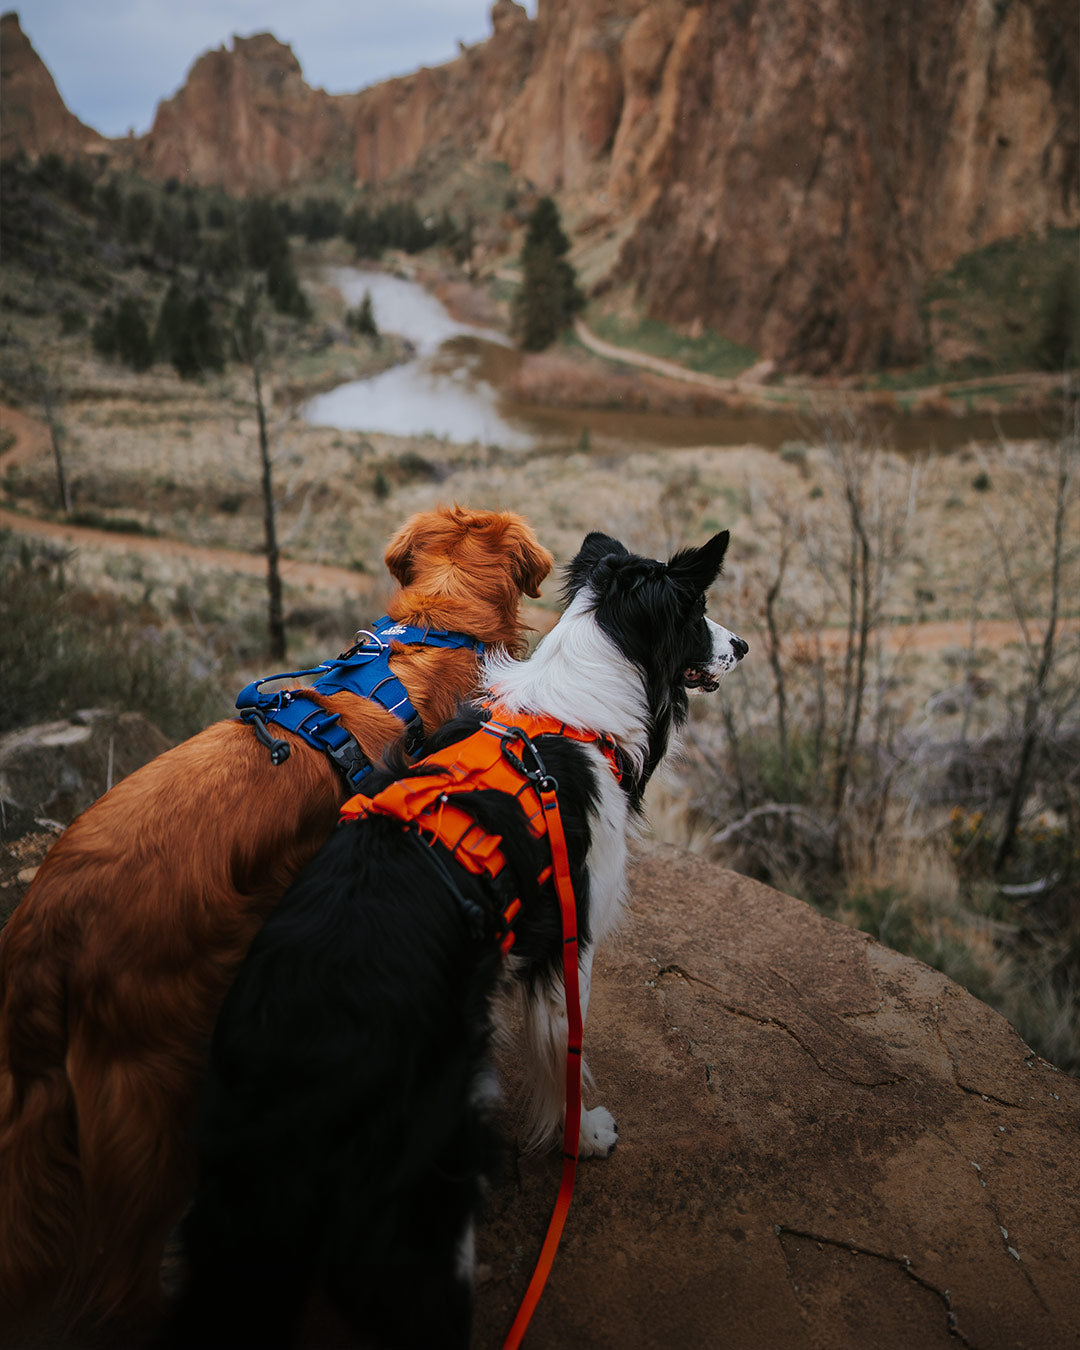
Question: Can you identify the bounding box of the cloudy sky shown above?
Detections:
[16,1,532,139]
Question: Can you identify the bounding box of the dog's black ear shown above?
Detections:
[563,532,630,601]
[667,530,730,593]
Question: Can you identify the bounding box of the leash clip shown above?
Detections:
[499,725,557,795]
[337,628,387,659]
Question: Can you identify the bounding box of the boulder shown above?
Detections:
[0,710,171,839]
[476,843,1080,1349]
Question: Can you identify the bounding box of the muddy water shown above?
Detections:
[302,268,1051,453]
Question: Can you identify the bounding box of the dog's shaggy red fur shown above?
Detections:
[0,504,552,1347]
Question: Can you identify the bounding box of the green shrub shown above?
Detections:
[0,534,228,741]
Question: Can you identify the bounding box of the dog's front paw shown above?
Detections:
[579,1105,618,1158]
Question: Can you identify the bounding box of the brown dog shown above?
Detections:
[0,503,552,1346]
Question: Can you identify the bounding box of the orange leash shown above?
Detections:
[501,779,582,1350]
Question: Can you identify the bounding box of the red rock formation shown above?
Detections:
[3,2,1077,373]
[135,33,353,191]
[607,0,1080,371]
[133,0,1080,372]
[349,0,534,185]
[0,11,107,162]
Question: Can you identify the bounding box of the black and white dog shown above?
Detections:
[165,530,746,1350]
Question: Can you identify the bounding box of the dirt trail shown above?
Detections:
[0,502,373,594]
[812,614,1079,657]
[3,402,1074,653]
[0,404,51,469]
[0,403,375,595]
[571,318,1068,408]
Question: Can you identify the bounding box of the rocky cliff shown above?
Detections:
[134,34,352,192]
[3,2,1077,373]
[605,0,1080,371]
[0,11,107,162]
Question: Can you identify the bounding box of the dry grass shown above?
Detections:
[3,266,1077,1072]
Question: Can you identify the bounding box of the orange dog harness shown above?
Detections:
[339,706,622,955]
[338,705,624,1347]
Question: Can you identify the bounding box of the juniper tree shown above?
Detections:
[512,196,584,352]
[345,289,378,339]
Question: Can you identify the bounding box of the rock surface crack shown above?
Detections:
[774,1224,980,1348]
[655,963,901,1088]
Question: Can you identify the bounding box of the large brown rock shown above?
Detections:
[0,709,171,838]
[609,0,1079,372]
[475,843,1080,1349]
[136,33,355,191]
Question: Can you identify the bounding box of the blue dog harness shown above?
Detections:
[235,616,484,791]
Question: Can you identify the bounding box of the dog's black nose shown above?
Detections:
[732,636,749,661]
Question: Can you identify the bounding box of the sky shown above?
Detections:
[14,1,534,139]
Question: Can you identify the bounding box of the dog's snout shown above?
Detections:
[732,636,749,661]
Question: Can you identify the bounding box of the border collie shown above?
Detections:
[166,529,746,1350]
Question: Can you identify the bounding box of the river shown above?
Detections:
[302,267,1051,453]
[302,268,535,449]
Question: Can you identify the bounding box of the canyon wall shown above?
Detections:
[0,11,107,162]
[3,1,1077,372]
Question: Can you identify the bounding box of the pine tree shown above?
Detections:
[513,197,584,351]
[114,297,153,371]
[181,294,225,377]
[242,198,289,271]
[154,281,186,364]
[345,289,378,339]
[91,305,118,359]
[122,190,155,247]
[156,283,225,379]
[266,254,312,320]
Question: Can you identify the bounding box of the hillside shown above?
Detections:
[2,3,1077,375]
[1,114,1078,1086]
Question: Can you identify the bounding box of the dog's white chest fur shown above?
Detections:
[583,753,632,946]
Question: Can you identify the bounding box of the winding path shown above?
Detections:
[0,404,371,596]
[2,402,1074,654]
[570,318,1070,409]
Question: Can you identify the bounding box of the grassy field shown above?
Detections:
[583,307,761,379]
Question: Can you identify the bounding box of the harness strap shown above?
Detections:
[234,617,484,788]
